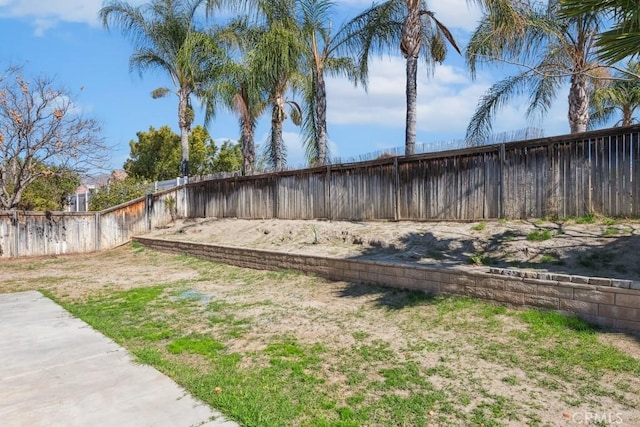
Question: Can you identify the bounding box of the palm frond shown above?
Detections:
[466,73,532,145]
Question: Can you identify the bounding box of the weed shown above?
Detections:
[539,253,561,264]
[502,375,519,386]
[526,229,553,242]
[603,227,619,236]
[469,252,496,265]
[471,222,486,231]
[575,212,597,224]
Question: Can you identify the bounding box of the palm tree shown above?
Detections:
[589,62,640,129]
[561,0,640,64]
[466,0,605,145]
[345,0,460,155]
[100,0,222,177]
[209,18,269,175]
[297,0,366,166]
[207,0,304,170]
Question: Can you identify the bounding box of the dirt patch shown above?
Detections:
[147,217,640,281]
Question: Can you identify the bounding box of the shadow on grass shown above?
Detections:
[334,281,438,310]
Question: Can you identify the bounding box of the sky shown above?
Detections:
[0,0,575,174]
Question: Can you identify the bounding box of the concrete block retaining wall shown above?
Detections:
[133,237,640,334]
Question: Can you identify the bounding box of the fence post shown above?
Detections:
[13,211,19,257]
[499,143,506,219]
[145,194,153,232]
[393,157,400,221]
[94,212,101,252]
[325,165,332,220]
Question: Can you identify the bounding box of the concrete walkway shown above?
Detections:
[0,291,237,427]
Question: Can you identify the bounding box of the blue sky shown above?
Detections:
[0,0,574,173]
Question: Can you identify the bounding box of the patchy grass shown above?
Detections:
[6,246,640,426]
[471,222,487,232]
[526,229,554,242]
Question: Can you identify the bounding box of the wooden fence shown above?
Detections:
[186,125,640,221]
[2,125,639,258]
[0,189,183,258]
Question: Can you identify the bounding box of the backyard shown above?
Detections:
[1,241,639,426]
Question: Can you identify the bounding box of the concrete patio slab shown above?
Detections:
[0,291,237,427]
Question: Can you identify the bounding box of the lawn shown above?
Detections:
[2,244,639,426]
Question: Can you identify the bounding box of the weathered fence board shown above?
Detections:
[0,188,180,258]
[181,125,640,223]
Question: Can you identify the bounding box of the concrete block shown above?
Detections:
[506,281,538,294]
[551,274,571,283]
[537,285,574,299]
[614,319,640,334]
[404,268,427,280]
[589,277,612,287]
[493,290,525,305]
[611,279,632,289]
[598,304,640,322]
[559,298,598,316]
[524,295,559,309]
[574,289,615,305]
[615,293,640,309]
[481,277,507,291]
[571,275,591,284]
[449,274,476,286]
[441,283,466,295]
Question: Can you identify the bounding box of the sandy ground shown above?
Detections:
[147,217,640,282]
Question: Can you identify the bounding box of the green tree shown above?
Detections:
[100,0,223,177]
[210,140,243,173]
[466,0,606,144]
[88,178,148,211]
[124,125,238,180]
[208,0,304,170]
[589,61,640,129]
[345,0,460,155]
[561,0,640,64]
[18,166,80,211]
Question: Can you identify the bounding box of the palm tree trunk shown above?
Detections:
[178,91,191,177]
[271,98,285,170]
[315,69,328,165]
[405,55,418,156]
[241,118,255,175]
[401,0,421,156]
[622,105,633,127]
[568,73,589,133]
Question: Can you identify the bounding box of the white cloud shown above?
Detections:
[326,54,572,142]
[0,0,146,35]
[335,0,482,32]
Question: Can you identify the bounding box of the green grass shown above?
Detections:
[33,249,640,427]
[526,229,553,242]
[604,227,620,236]
[575,212,597,224]
[471,222,486,232]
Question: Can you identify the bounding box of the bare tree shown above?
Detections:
[0,66,106,210]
